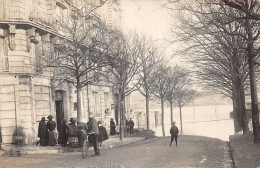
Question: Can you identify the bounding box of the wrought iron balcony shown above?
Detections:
[0,8,52,29]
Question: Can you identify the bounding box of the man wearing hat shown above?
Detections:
[60,119,69,147]
[110,118,116,135]
[170,121,179,147]
[88,113,100,155]
[128,118,135,134]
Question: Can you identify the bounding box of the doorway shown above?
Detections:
[55,91,64,143]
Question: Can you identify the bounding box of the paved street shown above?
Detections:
[0,135,232,168]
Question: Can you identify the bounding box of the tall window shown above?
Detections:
[30,42,36,72]
[92,91,98,116]
[74,102,77,111]
[54,3,68,22]
[55,4,63,21]
[0,36,7,71]
[104,92,109,109]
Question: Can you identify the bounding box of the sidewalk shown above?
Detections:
[229,132,260,168]
[0,135,145,156]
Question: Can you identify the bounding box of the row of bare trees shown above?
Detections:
[165,0,260,143]
[150,64,198,136]
[40,0,198,139]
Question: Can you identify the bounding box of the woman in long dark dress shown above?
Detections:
[110,118,116,135]
[98,121,109,147]
[68,117,78,146]
[47,115,58,146]
[38,117,48,146]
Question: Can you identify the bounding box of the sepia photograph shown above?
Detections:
[0,0,260,168]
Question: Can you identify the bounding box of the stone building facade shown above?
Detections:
[0,0,122,144]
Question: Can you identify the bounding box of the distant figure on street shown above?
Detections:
[170,121,179,147]
[128,118,135,134]
[110,118,116,135]
[97,121,109,147]
[60,119,69,147]
[77,118,88,147]
[38,117,48,146]
[88,113,100,156]
[126,119,129,134]
[47,115,58,146]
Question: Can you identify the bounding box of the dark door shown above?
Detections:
[55,101,64,143]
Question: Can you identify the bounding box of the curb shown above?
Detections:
[228,136,237,168]
[227,141,236,168]
[1,137,148,156]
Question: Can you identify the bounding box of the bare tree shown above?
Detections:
[175,88,198,134]
[136,36,161,130]
[219,0,260,144]
[165,0,256,134]
[151,63,169,136]
[45,1,112,121]
[105,31,141,139]
[165,65,189,125]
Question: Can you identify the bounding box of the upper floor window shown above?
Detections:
[55,3,68,22]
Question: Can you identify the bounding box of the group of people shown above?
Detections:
[37,113,109,156]
[109,118,135,135]
[38,115,58,146]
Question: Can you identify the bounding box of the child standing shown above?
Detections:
[170,122,179,147]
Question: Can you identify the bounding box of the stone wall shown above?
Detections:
[0,77,17,144]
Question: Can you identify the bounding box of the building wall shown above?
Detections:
[0,0,122,144]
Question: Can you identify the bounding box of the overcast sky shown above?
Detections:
[121,0,181,64]
[122,0,171,38]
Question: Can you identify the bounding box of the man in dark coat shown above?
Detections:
[170,121,179,147]
[60,119,69,147]
[97,121,109,147]
[128,118,135,134]
[38,117,48,146]
[126,119,129,134]
[77,118,88,147]
[110,118,116,135]
[88,113,100,155]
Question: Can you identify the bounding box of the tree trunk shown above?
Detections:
[87,83,90,116]
[179,105,183,134]
[236,85,242,129]
[246,16,260,143]
[232,96,239,133]
[77,84,82,121]
[239,82,249,134]
[146,93,150,130]
[119,87,123,141]
[161,97,165,136]
[170,101,173,125]
[122,91,127,137]
[115,93,119,125]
